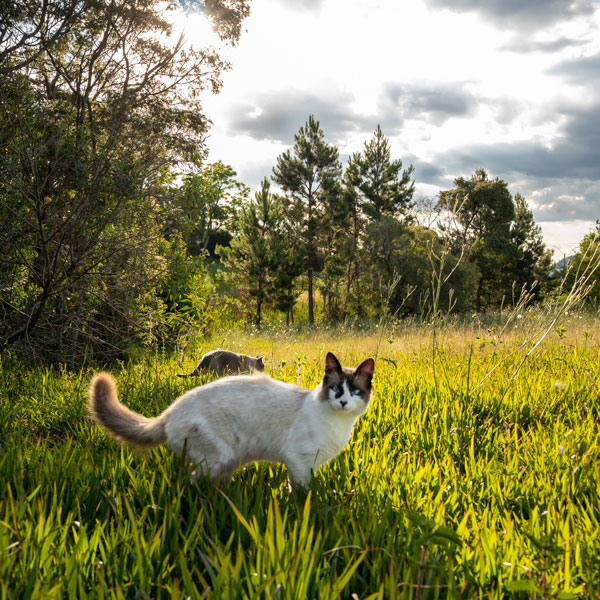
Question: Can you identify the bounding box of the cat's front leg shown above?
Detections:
[284,459,312,490]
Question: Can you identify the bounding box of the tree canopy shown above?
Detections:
[0,0,250,359]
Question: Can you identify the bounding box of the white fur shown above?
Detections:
[162,374,369,486]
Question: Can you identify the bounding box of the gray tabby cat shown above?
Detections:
[87,352,374,486]
[176,348,265,378]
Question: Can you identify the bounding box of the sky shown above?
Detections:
[180,0,600,258]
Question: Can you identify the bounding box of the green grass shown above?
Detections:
[1,311,599,598]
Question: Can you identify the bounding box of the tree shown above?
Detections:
[566,224,600,301]
[361,217,479,316]
[0,0,82,75]
[437,169,515,309]
[219,179,303,329]
[510,193,553,300]
[272,115,341,324]
[338,182,363,317]
[272,191,306,325]
[342,126,414,313]
[175,161,249,257]
[345,125,415,222]
[272,247,305,325]
[0,0,250,359]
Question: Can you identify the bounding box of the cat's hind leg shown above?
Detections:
[183,423,236,483]
[189,450,237,483]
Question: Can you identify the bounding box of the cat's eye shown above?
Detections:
[351,389,361,396]
[331,385,340,394]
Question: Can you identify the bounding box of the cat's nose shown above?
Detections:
[340,400,348,407]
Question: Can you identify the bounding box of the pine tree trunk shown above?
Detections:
[256,298,262,330]
[307,191,315,325]
[476,275,484,311]
[308,267,314,324]
[344,259,352,318]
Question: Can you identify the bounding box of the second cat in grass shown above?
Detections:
[177,348,265,378]
[88,352,374,486]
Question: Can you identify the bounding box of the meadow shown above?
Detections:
[1,310,599,598]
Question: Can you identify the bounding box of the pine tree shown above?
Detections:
[345,125,415,221]
[219,179,302,329]
[272,115,341,324]
[342,126,414,313]
[510,193,552,300]
[319,180,352,319]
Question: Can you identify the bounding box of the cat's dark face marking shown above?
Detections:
[319,352,375,413]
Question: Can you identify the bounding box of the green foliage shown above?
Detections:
[362,218,480,316]
[0,0,250,362]
[438,170,552,310]
[510,193,554,300]
[133,235,224,347]
[1,316,599,597]
[175,161,250,257]
[219,179,304,328]
[566,225,600,302]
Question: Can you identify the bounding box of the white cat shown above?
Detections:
[87,352,374,486]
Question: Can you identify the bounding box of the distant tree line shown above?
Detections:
[217,118,556,329]
[1,0,597,363]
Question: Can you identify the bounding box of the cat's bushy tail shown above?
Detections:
[87,373,167,447]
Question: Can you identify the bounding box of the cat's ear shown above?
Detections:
[325,352,342,375]
[354,358,374,386]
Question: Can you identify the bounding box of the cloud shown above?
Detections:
[404,154,449,186]
[422,0,595,30]
[381,83,478,126]
[222,85,600,222]
[412,90,600,222]
[502,36,588,53]
[547,52,600,86]
[277,0,325,10]
[436,93,600,181]
[527,181,600,222]
[226,90,376,144]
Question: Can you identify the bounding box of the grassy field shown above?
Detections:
[1,311,599,598]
